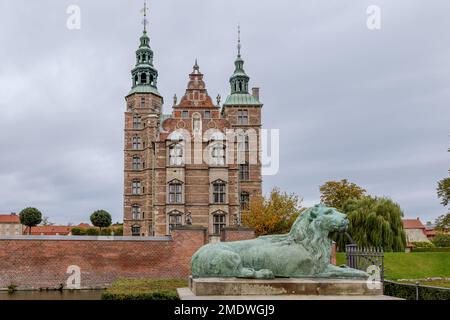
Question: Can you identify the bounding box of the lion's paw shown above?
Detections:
[255,269,275,279]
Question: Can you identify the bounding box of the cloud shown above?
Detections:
[0,0,448,224]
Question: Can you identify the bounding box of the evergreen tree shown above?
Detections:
[334,196,406,252]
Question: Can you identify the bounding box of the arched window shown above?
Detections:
[168,211,183,234]
[132,156,141,170]
[150,74,154,86]
[212,181,226,204]
[132,205,141,220]
[132,136,141,149]
[168,182,182,204]
[132,181,141,195]
[193,113,201,133]
[141,73,147,84]
[169,144,184,166]
[213,212,226,235]
[131,226,141,236]
[134,75,138,85]
[211,143,225,166]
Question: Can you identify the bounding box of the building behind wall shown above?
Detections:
[123,21,263,239]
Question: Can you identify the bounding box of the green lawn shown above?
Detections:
[336,252,450,280]
[102,279,188,300]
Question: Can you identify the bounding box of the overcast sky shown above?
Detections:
[0,0,449,225]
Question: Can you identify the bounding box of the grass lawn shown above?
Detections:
[336,252,450,280]
[102,279,188,300]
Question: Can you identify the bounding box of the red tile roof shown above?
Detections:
[24,225,72,236]
[0,214,20,224]
[403,219,426,230]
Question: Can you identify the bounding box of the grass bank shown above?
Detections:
[102,279,187,300]
[336,252,450,280]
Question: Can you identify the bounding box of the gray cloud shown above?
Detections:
[0,0,448,224]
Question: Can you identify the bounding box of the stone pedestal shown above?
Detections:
[177,277,399,300]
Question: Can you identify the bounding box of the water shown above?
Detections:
[0,290,104,300]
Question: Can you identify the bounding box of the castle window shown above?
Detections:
[213,213,226,235]
[169,144,184,166]
[132,156,141,170]
[204,110,211,119]
[132,205,141,220]
[240,192,250,211]
[213,181,226,204]
[141,73,147,84]
[182,111,189,118]
[134,75,138,85]
[131,226,141,236]
[168,212,182,234]
[133,115,141,129]
[141,97,146,107]
[169,182,182,204]
[211,144,225,166]
[132,136,141,149]
[132,181,141,195]
[150,74,154,86]
[237,110,249,125]
[239,163,249,181]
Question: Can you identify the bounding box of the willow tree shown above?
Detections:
[333,196,406,252]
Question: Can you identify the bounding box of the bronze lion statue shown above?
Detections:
[191,204,368,279]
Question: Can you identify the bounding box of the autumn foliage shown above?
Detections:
[242,188,303,236]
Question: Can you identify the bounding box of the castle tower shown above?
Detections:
[123,7,163,237]
[222,26,263,223]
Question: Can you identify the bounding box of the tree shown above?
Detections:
[41,216,54,226]
[434,213,450,232]
[437,178,450,207]
[432,233,450,247]
[334,196,406,252]
[242,188,303,236]
[19,207,43,235]
[90,210,112,233]
[319,179,366,211]
[436,147,450,207]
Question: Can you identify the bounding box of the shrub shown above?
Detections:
[71,227,85,236]
[384,280,450,300]
[412,247,450,252]
[100,227,113,236]
[113,225,124,236]
[411,241,435,248]
[90,210,112,233]
[101,279,187,300]
[85,228,99,236]
[432,234,450,248]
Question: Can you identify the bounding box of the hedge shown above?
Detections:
[101,279,187,300]
[384,281,450,300]
[412,247,450,253]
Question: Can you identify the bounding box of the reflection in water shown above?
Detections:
[0,290,104,300]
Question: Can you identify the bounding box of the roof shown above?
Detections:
[24,225,72,236]
[403,219,426,230]
[0,214,20,224]
[127,85,162,98]
[223,93,262,106]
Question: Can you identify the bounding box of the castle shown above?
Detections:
[123,17,263,238]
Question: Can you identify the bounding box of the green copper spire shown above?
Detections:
[224,26,261,106]
[128,1,160,97]
[230,25,250,94]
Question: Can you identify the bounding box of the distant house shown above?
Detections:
[23,223,91,236]
[403,218,430,243]
[0,213,24,236]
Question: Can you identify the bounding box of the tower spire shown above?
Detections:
[237,24,241,58]
[142,0,149,33]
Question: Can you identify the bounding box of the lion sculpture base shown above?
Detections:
[191,205,368,279]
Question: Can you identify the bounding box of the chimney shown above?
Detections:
[11,212,16,216]
[252,87,260,101]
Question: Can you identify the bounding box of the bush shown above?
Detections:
[85,228,99,236]
[412,247,450,252]
[411,241,435,248]
[384,280,450,300]
[113,225,123,236]
[432,234,450,247]
[101,279,187,300]
[71,227,85,236]
[100,227,112,236]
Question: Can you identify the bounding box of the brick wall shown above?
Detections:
[0,227,207,290]
[221,227,255,242]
